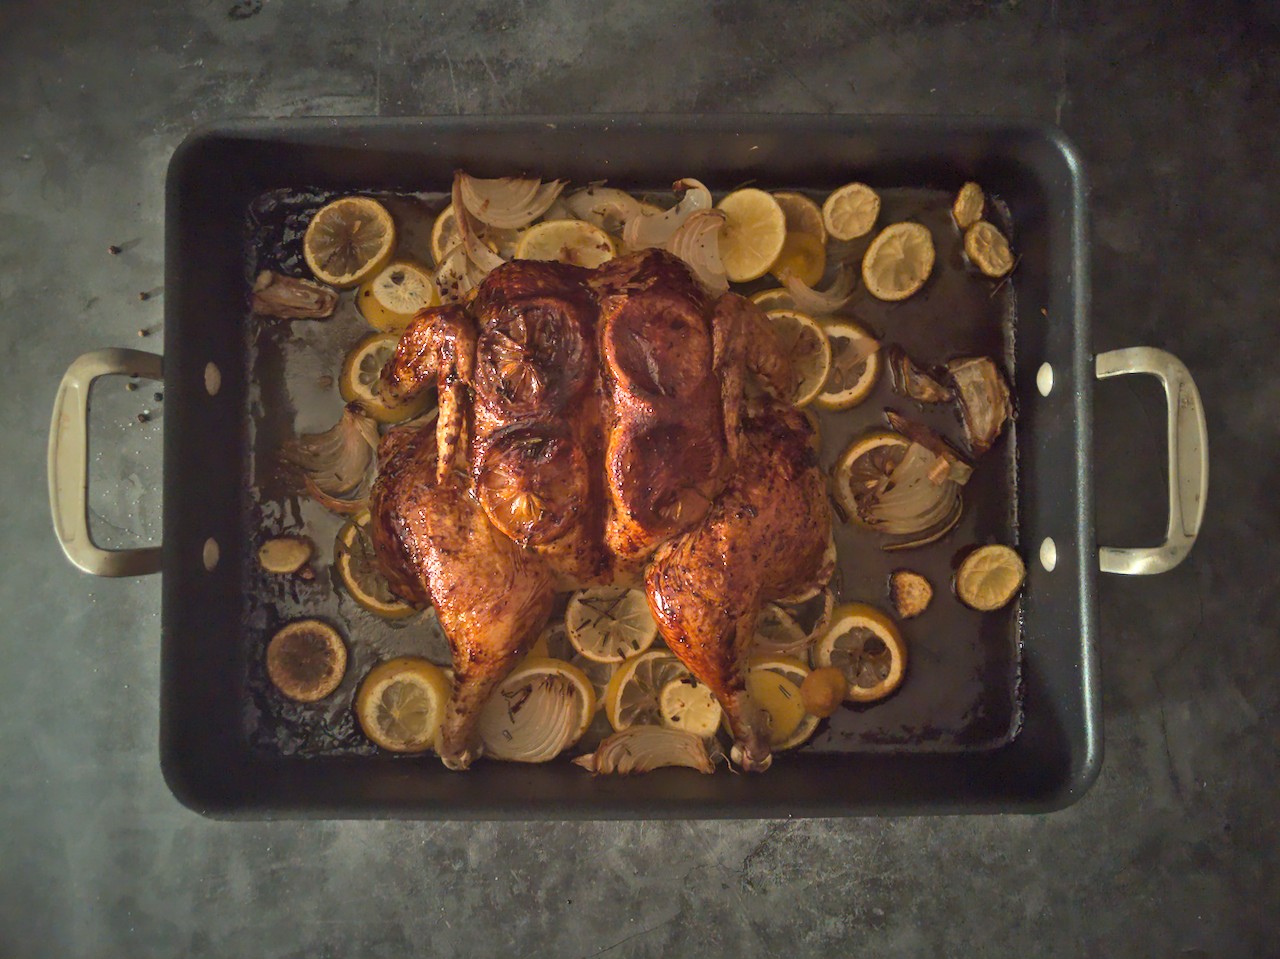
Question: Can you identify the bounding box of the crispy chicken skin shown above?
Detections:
[372,250,831,770]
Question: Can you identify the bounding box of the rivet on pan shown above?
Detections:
[1036,362,1054,397]
[1039,537,1057,572]
[204,362,222,396]
[203,537,220,571]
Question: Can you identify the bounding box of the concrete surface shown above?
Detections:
[2,0,1277,956]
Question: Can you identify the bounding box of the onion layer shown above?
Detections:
[665,209,729,294]
[282,404,378,499]
[573,726,717,775]
[782,266,855,314]
[622,178,712,250]
[452,174,506,276]
[565,186,643,234]
[458,173,566,229]
[251,271,338,319]
[946,356,1013,456]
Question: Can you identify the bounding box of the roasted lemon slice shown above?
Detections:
[822,182,880,241]
[303,196,396,288]
[765,308,833,408]
[338,331,434,424]
[430,204,459,265]
[355,657,450,752]
[773,191,827,243]
[566,587,659,664]
[604,650,690,731]
[862,222,935,301]
[952,182,985,230]
[478,657,596,762]
[515,219,616,268]
[814,318,881,411]
[813,604,907,703]
[771,231,826,287]
[956,544,1026,611]
[832,430,910,525]
[658,677,722,739]
[964,221,1015,278]
[717,188,787,283]
[749,287,795,312]
[745,655,820,750]
[357,260,439,332]
[266,619,347,703]
[335,509,416,619]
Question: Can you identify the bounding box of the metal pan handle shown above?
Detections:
[48,349,164,576]
[1095,347,1208,575]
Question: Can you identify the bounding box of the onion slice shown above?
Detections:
[478,672,581,763]
[781,265,855,314]
[452,174,506,275]
[886,346,952,404]
[572,727,717,775]
[564,186,643,234]
[458,173,566,229]
[946,356,1013,456]
[282,404,378,498]
[665,209,729,294]
[622,178,712,250]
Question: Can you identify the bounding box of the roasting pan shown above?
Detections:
[47,116,1207,818]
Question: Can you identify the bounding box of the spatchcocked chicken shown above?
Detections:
[370,250,833,771]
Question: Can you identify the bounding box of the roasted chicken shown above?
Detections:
[370,250,832,770]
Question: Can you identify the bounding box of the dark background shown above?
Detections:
[1,1,1276,956]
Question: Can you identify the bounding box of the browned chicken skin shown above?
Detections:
[370,250,831,770]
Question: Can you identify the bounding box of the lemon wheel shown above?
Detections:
[952,182,985,230]
[832,430,910,525]
[515,219,616,268]
[339,331,434,424]
[565,587,659,664]
[430,204,459,265]
[813,604,907,703]
[603,650,690,731]
[477,657,596,763]
[964,221,1015,278]
[355,657,451,752]
[266,619,347,703]
[861,222,935,301]
[744,656,820,750]
[765,308,833,408]
[822,182,880,241]
[303,196,396,288]
[773,191,827,243]
[717,188,787,283]
[814,318,881,411]
[335,509,417,619]
[955,545,1026,611]
[658,677,722,739]
[357,260,439,332]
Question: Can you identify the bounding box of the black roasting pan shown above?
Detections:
[47,116,1207,818]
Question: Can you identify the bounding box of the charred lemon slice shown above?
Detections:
[266,619,347,703]
[717,188,787,283]
[822,182,880,241]
[956,544,1026,611]
[477,426,587,546]
[303,196,396,288]
[355,657,450,753]
[964,221,1015,278]
[566,587,659,664]
[335,509,417,619]
[765,308,833,408]
[862,222,935,301]
[356,260,439,332]
[832,431,910,526]
[814,319,881,411]
[952,182,985,230]
[813,603,907,703]
[339,331,434,424]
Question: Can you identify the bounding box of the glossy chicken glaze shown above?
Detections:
[370,250,832,771]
